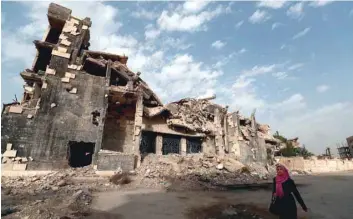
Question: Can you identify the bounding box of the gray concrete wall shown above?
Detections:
[1,72,107,169]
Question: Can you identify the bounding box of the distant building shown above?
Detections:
[337,136,353,159]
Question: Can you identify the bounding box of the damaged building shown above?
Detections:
[1,3,278,171]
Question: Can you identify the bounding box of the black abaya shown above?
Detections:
[272,177,307,219]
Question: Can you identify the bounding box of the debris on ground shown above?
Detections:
[186,203,276,219]
[1,156,278,218]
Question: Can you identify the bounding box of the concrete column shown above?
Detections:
[181,137,187,155]
[156,135,163,155]
[133,93,143,155]
[223,114,229,153]
[214,108,225,156]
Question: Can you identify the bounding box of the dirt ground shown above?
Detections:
[90,171,353,219]
[2,168,353,219]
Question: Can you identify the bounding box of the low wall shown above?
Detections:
[278,157,353,173]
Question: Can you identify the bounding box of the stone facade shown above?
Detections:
[1,3,277,171]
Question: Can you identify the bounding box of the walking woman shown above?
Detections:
[270,164,308,219]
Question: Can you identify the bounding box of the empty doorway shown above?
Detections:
[67,141,95,168]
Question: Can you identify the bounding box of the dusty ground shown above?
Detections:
[90,171,353,219]
[2,159,352,219]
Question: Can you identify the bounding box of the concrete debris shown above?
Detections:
[27,114,33,119]
[50,103,57,108]
[132,154,272,191]
[3,150,17,158]
[6,143,12,150]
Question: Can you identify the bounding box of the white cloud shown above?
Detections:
[211,40,226,49]
[162,37,193,50]
[131,9,158,20]
[316,84,330,93]
[287,2,305,20]
[249,10,271,24]
[288,63,304,71]
[272,22,283,30]
[144,24,161,40]
[309,0,334,8]
[292,27,311,40]
[243,64,276,77]
[349,9,353,17]
[273,93,307,112]
[183,0,211,13]
[264,101,353,154]
[257,0,287,9]
[238,48,247,54]
[272,72,288,80]
[153,54,223,101]
[235,20,244,29]
[157,5,225,32]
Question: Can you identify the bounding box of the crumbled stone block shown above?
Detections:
[9,106,23,114]
[2,157,11,164]
[13,164,27,171]
[6,144,12,151]
[61,77,70,83]
[57,46,67,53]
[45,66,56,75]
[27,114,33,119]
[68,64,78,70]
[3,150,17,158]
[69,88,77,94]
[29,157,34,161]
[15,157,22,161]
[59,34,68,40]
[52,50,70,59]
[65,72,76,79]
[61,39,71,46]
[42,82,47,89]
[70,18,80,25]
[2,164,14,171]
[21,157,28,162]
[77,65,83,70]
[24,86,34,93]
[82,25,88,30]
[51,103,57,108]
[70,31,80,36]
[63,25,75,33]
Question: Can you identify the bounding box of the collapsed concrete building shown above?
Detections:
[1,3,279,171]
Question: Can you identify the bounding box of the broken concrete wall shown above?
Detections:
[279,157,353,173]
[1,72,107,170]
[102,104,135,153]
[142,116,205,137]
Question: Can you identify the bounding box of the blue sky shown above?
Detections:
[1,1,353,155]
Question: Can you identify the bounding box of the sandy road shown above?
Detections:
[90,171,353,219]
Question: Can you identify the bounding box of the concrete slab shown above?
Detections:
[61,39,71,46]
[52,50,70,59]
[6,143,13,151]
[9,106,23,114]
[69,88,77,94]
[3,150,17,158]
[57,46,67,53]
[45,66,56,75]
[13,164,27,171]
[61,77,70,83]
[2,164,14,171]
[65,72,76,79]
[59,34,68,40]
[68,64,78,70]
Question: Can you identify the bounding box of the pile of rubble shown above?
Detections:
[131,154,274,191]
[1,143,33,171]
[1,167,117,219]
